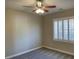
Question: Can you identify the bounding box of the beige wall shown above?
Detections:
[5,8,42,57]
[42,9,74,53]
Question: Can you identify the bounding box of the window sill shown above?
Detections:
[53,39,74,44]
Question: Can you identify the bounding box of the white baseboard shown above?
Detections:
[5,47,42,59]
[42,46,74,56]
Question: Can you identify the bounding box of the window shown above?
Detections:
[53,17,74,42]
[59,20,63,40]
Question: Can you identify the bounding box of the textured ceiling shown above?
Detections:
[6,0,74,15]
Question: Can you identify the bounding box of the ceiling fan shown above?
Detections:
[24,0,56,14]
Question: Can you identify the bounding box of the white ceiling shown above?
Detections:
[6,0,74,15]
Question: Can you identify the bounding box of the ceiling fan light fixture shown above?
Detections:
[36,1,42,7]
[35,9,44,14]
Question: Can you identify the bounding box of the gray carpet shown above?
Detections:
[11,48,74,59]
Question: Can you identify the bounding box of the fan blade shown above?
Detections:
[36,0,43,2]
[32,9,36,12]
[44,9,48,12]
[45,5,56,8]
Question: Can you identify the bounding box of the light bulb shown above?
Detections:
[35,9,44,14]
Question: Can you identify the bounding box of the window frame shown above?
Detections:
[53,16,74,43]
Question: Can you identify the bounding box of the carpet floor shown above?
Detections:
[11,48,74,59]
